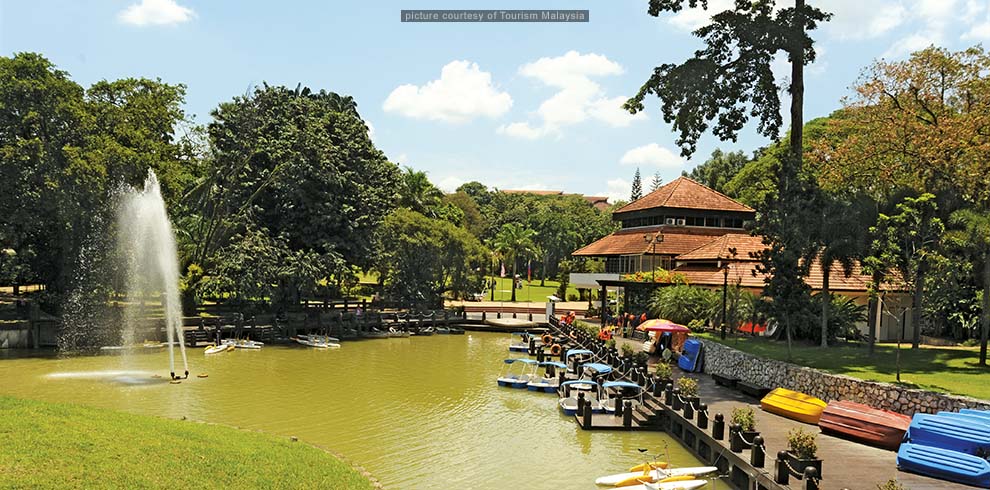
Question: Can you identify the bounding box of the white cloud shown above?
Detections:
[620,144,685,169]
[436,175,465,193]
[882,32,939,59]
[500,51,643,139]
[396,153,408,164]
[667,0,735,32]
[383,61,512,123]
[822,0,907,40]
[602,178,632,204]
[963,21,990,40]
[496,122,554,140]
[118,0,195,26]
[588,96,647,127]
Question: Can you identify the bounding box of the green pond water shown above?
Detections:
[0,331,727,489]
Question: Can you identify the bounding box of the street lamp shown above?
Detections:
[643,231,665,281]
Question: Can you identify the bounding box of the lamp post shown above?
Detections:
[643,231,665,281]
[721,262,729,340]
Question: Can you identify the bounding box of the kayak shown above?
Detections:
[221,339,263,350]
[596,467,718,486]
[292,337,341,349]
[610,479,708,490]
[760,387,826,425]
[204,344,233,355]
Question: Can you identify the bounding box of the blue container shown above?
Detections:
[677,338,704,373]
[907,413,990,455]
[898,442,990,488]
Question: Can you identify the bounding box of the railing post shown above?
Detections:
[671,388,683,411]
[623,400,633,428]
[697,403,708,429]
[803,467,820,490]
[775,451,790,485]
[712,413,724,440]
[751,435,765,468]
[729,423,743,452]
[664,383,673,405]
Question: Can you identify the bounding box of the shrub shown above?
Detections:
[787,427,818,459]
[620,343,634,357]
[632,351,649,366]
[807,293,867,342]
[605,338,616,350]
[876,480,905,490]
[654,362,673,380]
[676,377,699,398]
[731,406,756,432]
[648,285,719,326]
[687,318,707,333]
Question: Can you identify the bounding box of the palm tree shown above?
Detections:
[814,194,871,347]
[492,223,537,302]
[399,167,443,217]
[949,209,990,364]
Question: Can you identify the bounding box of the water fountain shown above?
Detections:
[115,169,189,380]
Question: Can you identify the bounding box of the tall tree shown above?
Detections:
[650,172,663,192]
[870,194,944,349]
[685,148,749,194]
[631,168,643,201]
[948,209,990,364]
[624,1,829,353]
[492,223,536,302]
[812,194,868,347]
[398,166,444,217]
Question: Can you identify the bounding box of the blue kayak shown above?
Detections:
[898,442,990,488]
[677,338,704,373]
[937,412,990,426]
[961,409,990,420]
[907,413,990,455]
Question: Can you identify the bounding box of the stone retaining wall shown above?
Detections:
[700,339,990,415]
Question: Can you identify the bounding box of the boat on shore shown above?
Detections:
[387,327,410,338]
[760,387,826,425]
[906,413,990,455]
[496,358,537,388]
[818,400,910,450]
[898,442,990,487]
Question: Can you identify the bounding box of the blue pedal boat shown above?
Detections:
[906,413,990,455]
[496,358,538,388]
[898,442,990,488]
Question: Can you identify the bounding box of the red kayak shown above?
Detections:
[819,400,911,450]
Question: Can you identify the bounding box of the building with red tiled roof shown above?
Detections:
[570,176,911,341]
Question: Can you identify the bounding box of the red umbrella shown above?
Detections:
[641,320,691,334]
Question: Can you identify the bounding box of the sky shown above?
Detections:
[2,0,988,203]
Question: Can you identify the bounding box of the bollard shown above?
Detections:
[513,312,517,319]
[729,423,743,452]
[697,403,708,429]
[712,413,725,440]
[497,311,501,319]
[803,467,820,490]
[614,398,623,418]
[537,349,545,363]
[528,338,536,355]
[623,400,633,428]
[564,383,571,398]
[683,398,694,420]
[482,311,486,321]
[650,375,662,397]
[559,347,566,362]
[671,388,683,411]
[583,402,593,428]
[577,392,586,414]
[664,383,673,405]
[528,312,533,321]
[640,369,649,388]
[774,451,790,485]
[751,435,765,468]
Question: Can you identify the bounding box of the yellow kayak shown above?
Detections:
[760,387,827,424]
[629,462,669,472]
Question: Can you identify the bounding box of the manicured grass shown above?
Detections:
[483,276,584,303]
[0,396,376,490]
[698,332,990,400]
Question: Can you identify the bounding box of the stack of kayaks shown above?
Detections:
[759,387,826,424]
[818,400,910,450]
[898,411,990,487]
[676,339,704,373]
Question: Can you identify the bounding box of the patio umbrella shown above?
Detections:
[641,321,691,334]
[635,318,672,331]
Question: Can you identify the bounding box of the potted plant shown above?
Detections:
[730,407,760,451]
[785,427,822,478]
[677,377,700,417]
[654,362,673,388]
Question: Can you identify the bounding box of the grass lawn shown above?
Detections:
[0,396,376,489]
[698,332,990,400]
[482,276,584,303]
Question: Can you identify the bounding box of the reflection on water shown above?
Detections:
[0,332,727,489]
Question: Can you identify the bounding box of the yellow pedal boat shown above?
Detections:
[760,387,826,425]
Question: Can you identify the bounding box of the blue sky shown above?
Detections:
[2,0,987,202]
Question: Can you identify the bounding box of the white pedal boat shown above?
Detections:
[595,466,718,486]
